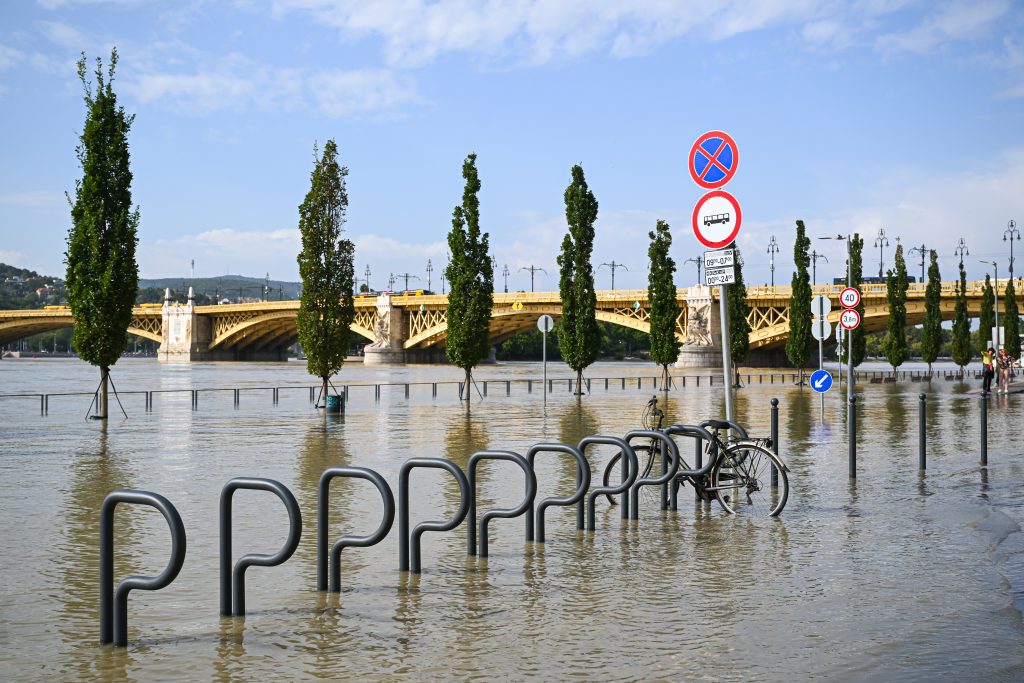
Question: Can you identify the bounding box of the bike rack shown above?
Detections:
[579,436,637,531]
[625,429,680,520]
[317,466,395,592]
[220,477,302,617]
[398,457,470,573]
[663,424,718,496]
[524,443,591,542]
[100,490,186,647]
[466,450,536,557]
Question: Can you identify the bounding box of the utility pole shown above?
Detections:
[364,265,371,292]
[767,236,779,287]
[395,273,421,291]
[955,238,969,267]
[426,259,433,292]
[519,265,546,292]
[810,250,829,288]
[908,244,927,284]
[874,228,889,279]
[683,256,702,285]
[502,264,509,293]
[1004,219,1019,277]
[388,273,396,291]
[598,261,628,290]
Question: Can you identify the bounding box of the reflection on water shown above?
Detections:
[1,359,1023,681]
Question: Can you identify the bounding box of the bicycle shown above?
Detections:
[602,396,789,516]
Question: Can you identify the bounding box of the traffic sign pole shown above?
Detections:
[719,283,734,422]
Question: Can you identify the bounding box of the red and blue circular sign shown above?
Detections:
[688,130,739,189]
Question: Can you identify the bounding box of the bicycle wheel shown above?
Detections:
[711,442,788,516]
[600,445,658,505]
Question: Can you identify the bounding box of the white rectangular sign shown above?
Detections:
[703,249,735,269]
[705,265,736,286]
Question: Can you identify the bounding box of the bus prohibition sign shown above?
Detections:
[839,309,861,330]
[839,287,861,308]
[692,190,742,249]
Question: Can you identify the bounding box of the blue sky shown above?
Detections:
[1,0,1022,291]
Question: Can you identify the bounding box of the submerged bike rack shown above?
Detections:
[579,435,637,531]
[524,443,591,543]
[318,467,395,592]
[466,450,536,557]
[398,457,470,573]
[100,490,186,647]
[625,429,680,520]
[220,477,302,616]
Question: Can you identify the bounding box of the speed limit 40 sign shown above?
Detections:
[839,287,861,309]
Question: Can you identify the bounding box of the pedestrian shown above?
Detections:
[981,346,995,394]
[997,348,1016,394]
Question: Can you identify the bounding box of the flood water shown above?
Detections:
[1,358,1023,682]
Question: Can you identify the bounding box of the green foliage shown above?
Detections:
[920,250,942,369]
[444,154,493,383]
[557,164,601,390]
[840,233,867,366]
[64,49,139,371]
[647,220,679,373]
[950,262,972,370]
[1003,279,1021,357]
[785,220,812,376]
[883,244,909,372]
[296,139,355,388]
[977,274,994,351]
[727,242,750,366]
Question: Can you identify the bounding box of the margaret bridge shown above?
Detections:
[0,281,1016,366]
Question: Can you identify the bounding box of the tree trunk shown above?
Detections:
[322,376,329,408]
[575,368,584,395]
[98,365,109,419]
[462,368,472,400]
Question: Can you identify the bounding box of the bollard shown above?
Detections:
[621,377,625,390]
[549,379,553,393]
[848,396,857,479]
[770,398,779,487]
[483,381,488,397]
[375,385,380,401]
[605,378,609,390]
[432,382,437,398]
[234,389,239,408]
[981,392,988,466]
[637,377,642,389]
[405,383,410,399]
[310,386,315,403]
[506,380,510,396]
[918,393,926,471]
[528,379,532,393]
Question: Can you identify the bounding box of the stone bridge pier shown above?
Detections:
[363,294,407,364]
[157,289,287,362]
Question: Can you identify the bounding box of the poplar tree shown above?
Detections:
[296,139,355,405]
[919,250,942,374]
[558,164,600,394]
[786,220,812,383]
[1004,279,1020,358]
[647,219,679,386]
[444,154,493,397]
[977,275,994,351]
[727,242,750,386]
[884,244,909,373]
[841,233,867,367]
[951,261,972,372]
[64,49,139,420]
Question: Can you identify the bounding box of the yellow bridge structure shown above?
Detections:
[0,280,1017,365]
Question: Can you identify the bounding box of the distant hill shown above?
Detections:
[139,274,302,301]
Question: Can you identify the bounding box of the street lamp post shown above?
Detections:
[519,265,546,293]
[364,265,371,292]
[388,273,396,291]
[810,250,829,288]
[980,260,1000,348]
[908,244,927,284]
[767,236,779,287]
[874,228,889,279]
[955,238,969,267]
[426,259,433,293]
[502,264,509,293]
[598,261,629,290]
[683,256,702,285]
[1004,219,1019,277]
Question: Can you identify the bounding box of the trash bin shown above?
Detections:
[325,393,343,413]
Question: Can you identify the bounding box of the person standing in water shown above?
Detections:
[982,347,995,394]
[997,348,1016,394]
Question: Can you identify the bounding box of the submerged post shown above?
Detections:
[980,393,988,466]
[849,396,857,479]
[918,393,926,471]
[770,397,779,487]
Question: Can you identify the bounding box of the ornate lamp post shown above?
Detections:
[502,264,509,293]
[426,259,433,292]
[908,244,927,284]
[767,236,779,287]
[683,256,702,285]
[598,261,629,290]
[519,265,546,292]
[954,238,969,267]
[1004,219,1019,277]
[874,228,889,279]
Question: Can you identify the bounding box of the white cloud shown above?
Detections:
[38,21,90,51]
[876,0,1009,55]
[0,44,24,70]
[139,227,302,279]
[309,69,418,117]
[0,190,67,210]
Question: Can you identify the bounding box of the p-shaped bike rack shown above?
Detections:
[220,477,302,616]
[624,429,680,520]
[524,443,591,543]
[317,466,395,592]
[100,490,186,647]
[465,450,536,557]
[398,457,470,573]
[578,435,637,531]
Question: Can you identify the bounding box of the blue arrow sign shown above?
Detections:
[810,369,833,394]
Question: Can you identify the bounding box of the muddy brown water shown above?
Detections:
[1,358,1022,682]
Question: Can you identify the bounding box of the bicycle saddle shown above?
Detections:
[700,418,733,431]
